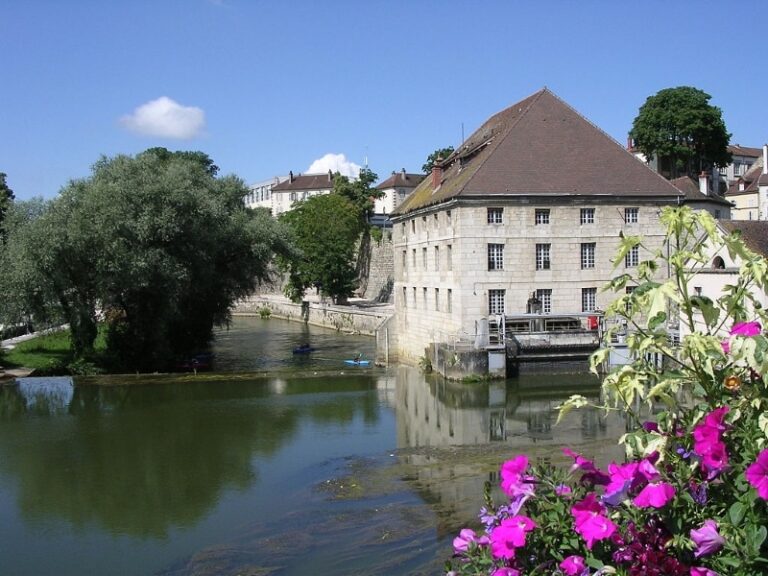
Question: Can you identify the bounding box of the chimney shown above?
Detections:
[763,144,767,174]
[401,168,406,181]
[627,136,633,150]
[289,170,294,183]
[698,171,709,195]
[431,157,443,190]
[328,169,333,182]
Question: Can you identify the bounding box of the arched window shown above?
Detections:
[712,256,725,270]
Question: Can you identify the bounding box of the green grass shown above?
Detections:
[1,328,107,372]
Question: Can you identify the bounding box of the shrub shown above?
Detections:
[258,306,272,319]
[446,207,768,576]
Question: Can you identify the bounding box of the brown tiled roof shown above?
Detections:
[720,220,768,257]
[271,172,335,192]
[393,89,682,216]
[376,172,424,190]
[726,159,764,196]
[727,145,762,158]
[670,176,733,207]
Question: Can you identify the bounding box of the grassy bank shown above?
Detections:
[1,328,107,375]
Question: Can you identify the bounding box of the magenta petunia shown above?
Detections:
[491,569,520,576]
[489,515,537,559]
[690,567,719,576]
[722,321,761,354]
[453,528,480,554]
[690,519,725,558]
[632,481,676,508]
[500,455,535,499]
[571,493,617,549]
[563,448,610,485]
[559,554,587,575]
[745,449,768,500]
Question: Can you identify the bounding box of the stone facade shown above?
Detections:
[392,201,669,364]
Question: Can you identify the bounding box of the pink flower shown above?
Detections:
[745,449,768,499]
[453,528,481,554]
[571,493,617,549]
[500,456,535,499]
[693,408,730,478]
[563,448,610,485]
[633,481,676,508]
[690,520,725,558]
[722,321,761,353]
[559,554,587,575]
[555,484,573,497]
[690,567,719,576]
[491,569,520,576]
[490,515,537,559]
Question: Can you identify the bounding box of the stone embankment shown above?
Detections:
[234,294,393,337]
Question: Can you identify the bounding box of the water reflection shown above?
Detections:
[0,357,626,575]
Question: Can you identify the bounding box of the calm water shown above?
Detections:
[0,317,627,576]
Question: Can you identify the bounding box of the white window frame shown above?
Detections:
[535,209,550,225]
[536,243,551,270]
[625,207,639,224]
[489,289,506,315]
[580,208,595,224]
[488,243,504,270]
[535,289,552,314]
[581,243,595,269]
[487,207,503,224]
[582,287,597,312]
[625,245,639,267]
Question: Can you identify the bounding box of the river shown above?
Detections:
[0,316,627,576]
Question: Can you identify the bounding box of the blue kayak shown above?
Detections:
[344,359,371,366]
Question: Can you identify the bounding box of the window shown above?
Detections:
[447,244,452,271]
[712,256,725,270]
[402,287,407,308]
[488,207,503,224]
[447,289,452,313]
[535,289,552,314]
[488,243,504,270]
[434,213,439,226]
[581,243,595,269]
[412,248,416,268]
[489,289,506,315]
[290,192,297,201]
[625,245,639,267]
[434,246,440,271]
[401,222,406,237]
[715,209,721,219]
[535,209,550,225]
[580,208,595,224]
[422,247,427,269]
[536,243,551,270]
[411,219,416,233]
[694,286,702,296]
[582,288,597,312]
[625,207,639,224]
[423,287,427,309]
[402,250,407,271]
[435,288,440,311]
[446,210,452,223]
[412,287,417,308]
[422,216,427,230]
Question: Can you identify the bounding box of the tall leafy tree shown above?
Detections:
[0,149,293,370]
[0,172,15,241]
[278,194,363,304]
[630,86,732,179]
[332,167,381,223]
[422,147,454,174]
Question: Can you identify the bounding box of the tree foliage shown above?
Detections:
[422,146,454,174]
[331,167,381,222]
[0,172,15,241]
[278,194,363,304]
[0,148,293,371]
[630,86,732,179]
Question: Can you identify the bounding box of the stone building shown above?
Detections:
[725,146,768,221]
[373,169,424,215]
[269,170,335,216]
[389,88,683,365]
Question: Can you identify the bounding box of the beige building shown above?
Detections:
[373,170,424,215]
[269,170,335,216]
[725,146,768,221]
[389,89,683,365]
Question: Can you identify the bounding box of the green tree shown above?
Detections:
[630,86,732,179]
[0,172,15,241]
[422,146,454,174]
[278,194,363,304]
[331,167,381,223]
[0,149,293,371]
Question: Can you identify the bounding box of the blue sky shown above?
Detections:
[3,0,766,200]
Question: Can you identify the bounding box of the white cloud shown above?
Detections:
[306,153,362,178]
[120,97,206,139]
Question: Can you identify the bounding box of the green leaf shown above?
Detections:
[729,502,746,526]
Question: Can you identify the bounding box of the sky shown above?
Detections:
[2,0,767,200]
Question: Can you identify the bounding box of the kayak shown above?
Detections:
[344,359,370,366]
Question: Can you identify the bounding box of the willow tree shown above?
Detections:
[1,148,293,371]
